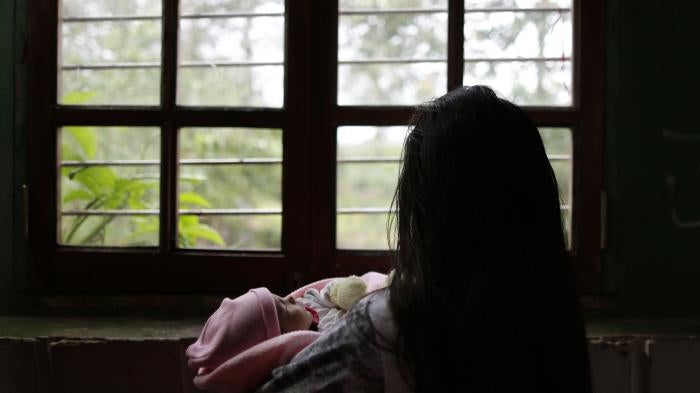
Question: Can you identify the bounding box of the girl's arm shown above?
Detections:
[255,296,384,393]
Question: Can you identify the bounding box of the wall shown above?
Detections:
[0,0,31,313]
[1,327,700,393]
[2,0,700,315]
[604,1,700,313]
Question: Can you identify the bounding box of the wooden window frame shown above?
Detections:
[25,0,603,295]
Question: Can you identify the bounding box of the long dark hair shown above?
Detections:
[387,86,591,392]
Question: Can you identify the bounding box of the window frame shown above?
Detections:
[25,0,603,294]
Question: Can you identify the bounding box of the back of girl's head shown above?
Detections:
[388,85,590,392]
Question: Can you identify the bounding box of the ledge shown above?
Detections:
[0,317,203,340]
[2,316,700,340]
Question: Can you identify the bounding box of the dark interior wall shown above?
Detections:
[0,0,30,313]
[1,0,700,315]
[604,1,700,313]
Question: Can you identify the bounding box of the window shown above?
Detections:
[27,0,603,293]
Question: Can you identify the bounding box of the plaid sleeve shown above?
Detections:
[255,296,384,393]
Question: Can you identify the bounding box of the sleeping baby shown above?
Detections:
[185,272,388,393]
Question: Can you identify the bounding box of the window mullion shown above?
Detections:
[282,0,314,287]
[160,0,179,253]
[308,0,339,279]
[448,0,465,91]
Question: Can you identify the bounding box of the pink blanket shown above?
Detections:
[186,272,388,393]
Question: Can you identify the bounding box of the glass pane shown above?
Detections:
[338,126,407,158]
[180,17,284,62]
[179,215,281,250]
[539,127,571,156]
[561,208,571,248]
[180,0,284,14]
[340,0,446,9]
[338,163,400,208]
[339,13,447,61]
[336,126,406,250]
[179,165,281,209]
[58,126,161,247]
[337,214,391,250]
[339,62,446,105]
[178,66,283,107]
[61,69,161,107]
[338,4,447,106]
[178,8,284,107]
[539,127,572,205]
[463,60,571,106]
[463,0,573,106]
[178,128,282,250]
[59,2,162,105]
[464,11,572,59]
[180,127,282,159]
[466,0,571,8]
[63,0,161,18]
[60,215,159,247]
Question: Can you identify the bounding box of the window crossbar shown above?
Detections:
[61,204,571,217]
[62,12,285,23]
[61,208,282,216]
[61,57,572,71]
[339,7,570,15]
[337,205,571,215]
[61,155,571,168]
[61,158,282,167]
[61,61,283,71]
[60,7,570,23]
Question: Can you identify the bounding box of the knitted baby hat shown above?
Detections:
[186,287,281,373]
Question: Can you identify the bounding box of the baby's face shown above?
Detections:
[272,294,313,333]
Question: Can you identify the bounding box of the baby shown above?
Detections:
[272,293,318,333]
[185,273,388,393]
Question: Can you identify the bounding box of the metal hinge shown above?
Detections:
[600,189,607,250]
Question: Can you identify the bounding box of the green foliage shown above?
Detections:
[60,125,225,248]
[179,215,226,247]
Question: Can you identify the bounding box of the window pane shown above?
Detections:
[338,3,447,105]
[58,126,161,247]
[62,0,161,17]
[340,0,446,9]
[463,60,571,106]
[179,215,281,250]
[337,126,407,159]
[178,2,284,107]
[466,0,571,8]
[337,214,391,250]
[463,1,573,106]
[339,62,447,105]
[178,66,283,107]
[180,0,284,14]
[338,163,401,209]
[336,126,406,250]
[539,127,572,241]
[178,128,282,250]
[464,11,572,59]
[59,1,161,105]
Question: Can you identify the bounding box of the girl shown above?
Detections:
[256,86,591,393]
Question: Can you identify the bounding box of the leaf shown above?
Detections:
[61,143,83,161]
[181,223,226,246]
[179,214,199,227]
[72,167,117,196]
[179,174,206,184]
[63,189,94,203]
[61,91,97,105]
[65,126,97,159]
[179,192,212,208]
[123,218,159,244]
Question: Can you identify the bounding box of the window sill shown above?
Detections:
[2,316,700,340]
